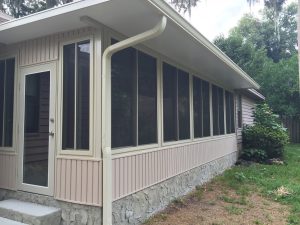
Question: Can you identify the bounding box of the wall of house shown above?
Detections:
[0,27,97,193]
[0,24,238,216]
[242,95,256,125]
[235,94,257,151]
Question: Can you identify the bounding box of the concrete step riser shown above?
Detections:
[0,200,61,225]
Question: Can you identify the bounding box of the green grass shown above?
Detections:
[216,144,300,225]
[219,195,248,205]
[224,205,244,215]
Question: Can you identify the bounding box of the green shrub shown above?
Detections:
[240,148,267,162]
[242,103,289,159]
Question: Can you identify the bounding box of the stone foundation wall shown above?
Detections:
[112,151,238,225]
[0,151,237,225]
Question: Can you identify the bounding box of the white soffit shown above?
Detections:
[0,0,259,89]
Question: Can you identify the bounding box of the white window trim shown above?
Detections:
[57,36,94,156]
[0,54,18,152]
[161,61,192,145]
[105,27,236,156]
[108,33,161,153]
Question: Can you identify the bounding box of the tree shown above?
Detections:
[214,2,300,117]
[229,3,297,63]
[0,0,73,18]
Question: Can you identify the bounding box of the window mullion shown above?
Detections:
[2,60,7,146]
[224,90,227,135]
[200,80,204,137]
[74,44,78,150]
[176,70,179,140]
[135,51,138,146]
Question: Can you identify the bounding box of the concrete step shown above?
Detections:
[0,217,28,225]
[0,199,61,225]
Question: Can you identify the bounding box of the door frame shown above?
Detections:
[18,62,56,196]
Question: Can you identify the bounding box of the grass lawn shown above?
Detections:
[145,144,300,225]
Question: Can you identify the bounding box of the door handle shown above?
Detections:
[49,131,55,137]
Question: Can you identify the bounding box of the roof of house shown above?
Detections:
[0,0,260,90]
[0,11,13,23]
[240,88,265,101]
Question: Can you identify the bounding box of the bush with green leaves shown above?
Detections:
[240,148,267,162]
[242,103,289,160]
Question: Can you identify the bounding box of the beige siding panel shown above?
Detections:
[112,136,237,201]
[18,27,95,66]
[242,96,256,126]
[0,153,17,190]
[55,158,102,206]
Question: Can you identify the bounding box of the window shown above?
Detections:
[237,95,242,128]
[0,58,15,147]
[193,76,210,138]
[212,85,224,135]
[111,41,157,149]
[62,40,90,150]
[163,63,190,142]
[225,91,235,133]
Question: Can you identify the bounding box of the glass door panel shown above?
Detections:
[23,72,50,187]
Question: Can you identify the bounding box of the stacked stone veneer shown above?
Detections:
[0,151,237,225]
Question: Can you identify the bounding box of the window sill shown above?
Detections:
[112,143,159,156]
[112,134,236,158]
[58,149,93,157]
[0,148,16,155]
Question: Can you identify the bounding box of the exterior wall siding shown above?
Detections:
[0,26,97,193]
[19,27,95,66]
[112,136,237,201]
[55,136,237,206]
[55,158,102,206]
[242,95,256,125]
[0,153,17,190]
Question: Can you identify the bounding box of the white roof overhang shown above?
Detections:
[0,0,259,89]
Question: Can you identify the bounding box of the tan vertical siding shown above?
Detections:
[18,27,95,66]
[242,96,256,125]
[112,136,237,201]
[0,153,17,190]
[55,158,102,206]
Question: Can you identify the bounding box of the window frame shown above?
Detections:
[58,36,94,156]
[0,54,17,152]
[192,75,211,139]
[105,28,236,156]
[108,33,161,155]
[237,94,242,129]
[225,90,236,134]
[161,60,192,147]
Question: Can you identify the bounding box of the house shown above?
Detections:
[236,89,265,149]
[0,0,261,224]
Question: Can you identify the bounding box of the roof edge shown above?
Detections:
[0,0,110,30]
[147,0,260,90]
[0,11,13,20]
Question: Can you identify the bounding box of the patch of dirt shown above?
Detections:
[145,183,289,225]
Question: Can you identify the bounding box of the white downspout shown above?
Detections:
[102,16,167,225]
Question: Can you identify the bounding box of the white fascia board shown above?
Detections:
[0,0,110,31]
[248,89,265,100]
[147,0,260,90]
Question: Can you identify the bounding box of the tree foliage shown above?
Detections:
[214,2,299,117]
[0,0,72,18]
[242,103,289,159]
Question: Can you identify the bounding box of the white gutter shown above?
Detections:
[101,16,167,225]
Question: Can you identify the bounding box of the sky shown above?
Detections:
[172,0,292,41]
